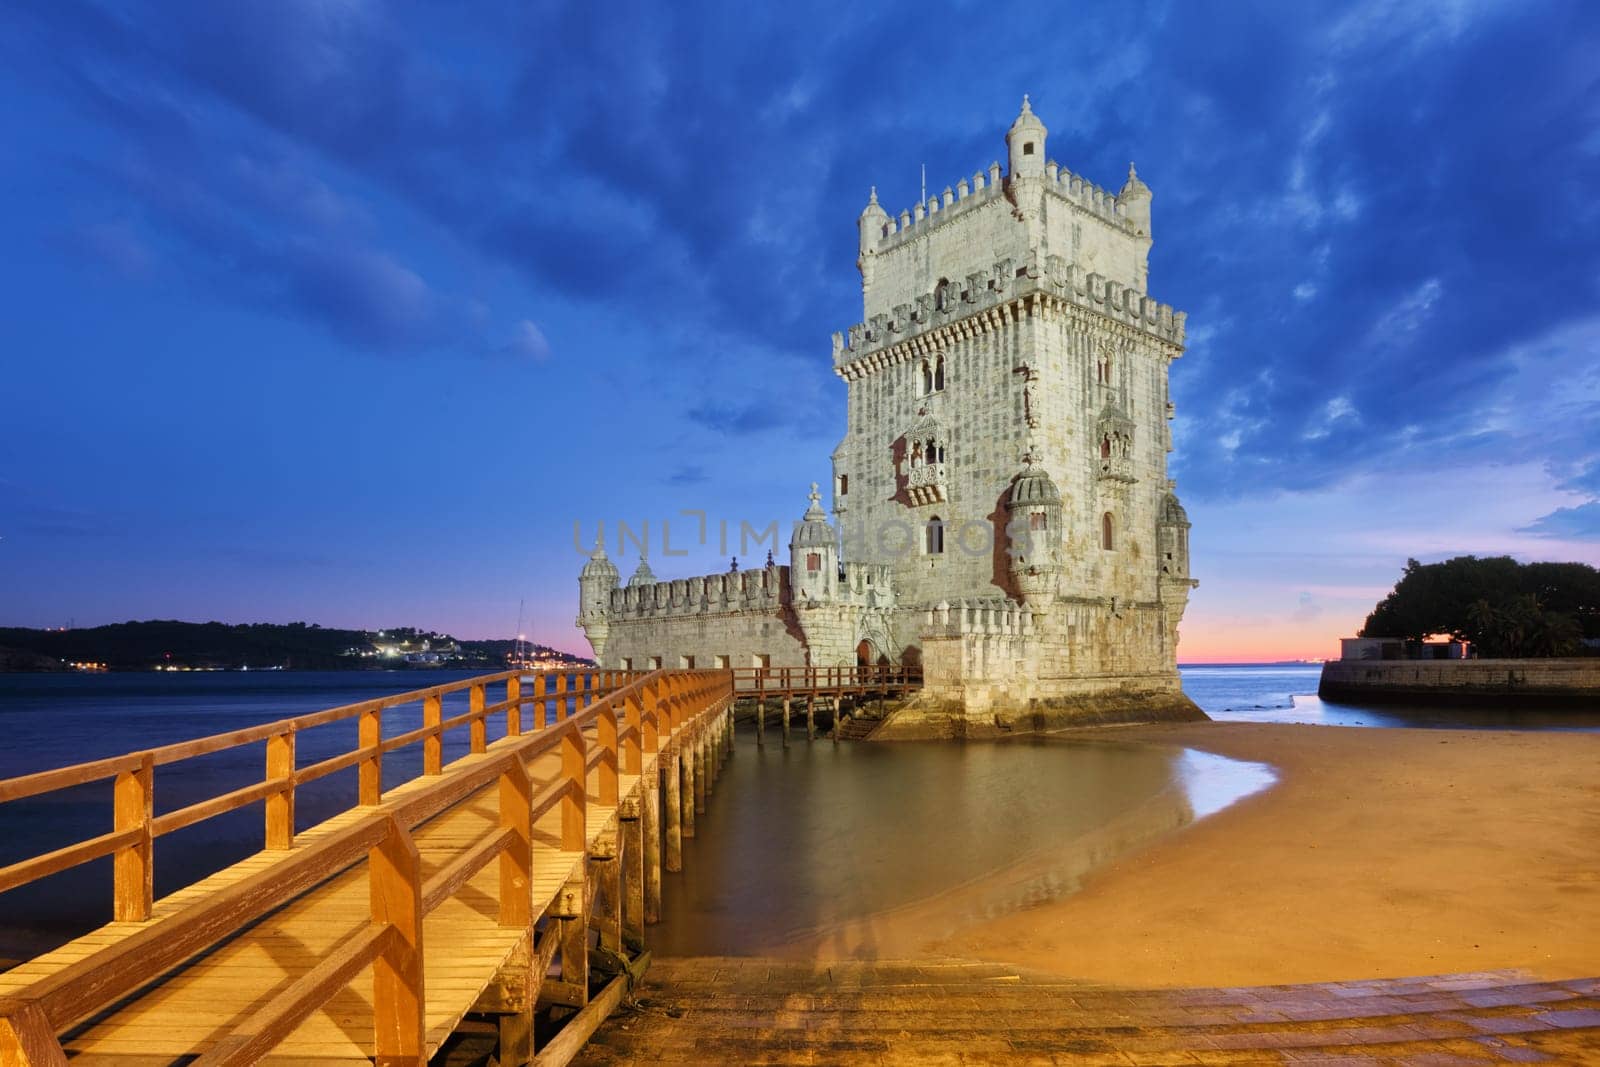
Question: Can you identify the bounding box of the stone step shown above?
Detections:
[574,963,1600,1065]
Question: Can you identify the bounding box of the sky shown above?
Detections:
[1,0,1597,662]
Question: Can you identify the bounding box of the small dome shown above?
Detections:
[790,483,836,548]
[1007,445,1061,508]
[1119,162,1151,201]
[859,186,889,221]
[1009,94,1047,137]
[580,537,619,581]
[1161,492,1190,526]
[626,555,656,588]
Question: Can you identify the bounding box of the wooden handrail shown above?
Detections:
[0,667,641,906]
[0,666,721,1063]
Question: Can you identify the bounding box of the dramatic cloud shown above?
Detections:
[3,0,1597,650]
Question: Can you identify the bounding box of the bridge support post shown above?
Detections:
[682,738,698,836]
[590,832,622,955]
[806,697,816,742]
[664,749,683,869]
[643,770,662,922]
[693,734,708,815]
[620,796,644,948]
[546,876,588,1011]
[756,698,765,747]
[782,698,791,749]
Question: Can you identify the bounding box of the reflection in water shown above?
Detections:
[651,728,1273,958]
[1177,749,1277,818]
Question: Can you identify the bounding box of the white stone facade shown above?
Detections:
[578,100,1199,726]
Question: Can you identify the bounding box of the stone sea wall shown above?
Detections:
[1318,658,1600,708]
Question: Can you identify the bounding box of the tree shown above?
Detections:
[1360,556,1596,657]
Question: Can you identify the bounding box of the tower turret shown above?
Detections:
[1006,95,1047,181]
[576,534,620,661]
[857,187,890,303]
[789,483,837,602]
[1004,443,1064,614]
[1119,162,1152,238]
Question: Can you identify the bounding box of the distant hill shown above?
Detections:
[0,620,590,672]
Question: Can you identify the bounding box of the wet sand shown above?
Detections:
[922,722,1600,987]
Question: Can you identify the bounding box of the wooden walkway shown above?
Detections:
[0,668,735,1066]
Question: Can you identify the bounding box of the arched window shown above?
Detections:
[921,360,933,395]
[935,278,951,312]
[1030,512,1047,532]
[1101,512,1115,551]
[926,515,945,555]
[1101,435,1112,459]
[933,355,945,391]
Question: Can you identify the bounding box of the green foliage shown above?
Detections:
[1360,556,1598,656]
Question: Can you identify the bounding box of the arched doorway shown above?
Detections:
[856,639,877,666]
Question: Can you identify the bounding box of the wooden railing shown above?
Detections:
[731,664,922,695]
[0,667,734,1066]
[0,667,641,921]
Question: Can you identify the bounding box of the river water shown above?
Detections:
[1,665,1591,960]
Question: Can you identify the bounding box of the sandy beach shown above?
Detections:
[918,721,1600,987]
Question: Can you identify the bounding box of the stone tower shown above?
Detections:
[829,97,1199,723]
[578,101,1200,730]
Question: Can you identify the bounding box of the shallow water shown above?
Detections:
[650,729,1274,957]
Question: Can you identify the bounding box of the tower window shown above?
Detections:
[839,474,849,496]
[1101,512,1115,551]
[1030,512,1047,531]
[1024,142,1035,156]
[807,552,821,573]
[921,360,933,395]
[926,516,945,555]
[1101,435,1112,459]
[933,355,945,391]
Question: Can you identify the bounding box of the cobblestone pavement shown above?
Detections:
[574,959,1600,1065]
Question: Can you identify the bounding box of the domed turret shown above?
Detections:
[1006,95,1047,180]
[1119,162,1152,237]
[576,534,620,661]
[626,554,657,588]
[1158,491,1192,581]
[1004,443,1064,613]
[789,483,837,602]
[858,187,889,252]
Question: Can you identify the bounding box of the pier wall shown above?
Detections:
[1318,658,1600,707]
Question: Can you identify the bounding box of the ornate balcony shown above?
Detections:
[905,462,946,505]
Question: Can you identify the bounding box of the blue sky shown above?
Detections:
[1,0,1597,660]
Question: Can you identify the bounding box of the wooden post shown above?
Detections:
[113,753,153,922]
[643,767,662,922]
[555,876,588,1008]
[756,697,765,747]
[559,728,586,853]
[499,758,532,929]
[554,672,568,722]
[359,706,383,805]
[532,673,547,730]
[370,817,425,1067]
[0,1000,68,1067]
[807,697,817,742]
[506,674,522,736]
[623,692,642,776]
[663,749,683,871]
[469,683,487,755]
[693,734,707,815]
[423,694,443,776]
[265,726,295,851]
[782,697,791,749]
[681,736,697,838]
[591,835,621,955]
[597,704,619,806]
[620,798,643,948]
